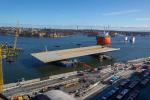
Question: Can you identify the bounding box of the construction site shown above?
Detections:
[0,28,121,99]
[0,48,150,100]
[0,24,150,100]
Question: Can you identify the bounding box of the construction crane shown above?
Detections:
[6,21,22,62]
[0,47,4,93]
[13,21,20,50]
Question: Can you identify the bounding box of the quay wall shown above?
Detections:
[4,71,77,90]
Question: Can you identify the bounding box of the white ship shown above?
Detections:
[124,36,128,42]
[130,36,135,43]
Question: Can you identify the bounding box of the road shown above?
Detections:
[4,74,78,97]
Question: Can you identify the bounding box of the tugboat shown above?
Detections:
[96,31,111,46]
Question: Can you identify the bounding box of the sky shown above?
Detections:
[0,0,150,27]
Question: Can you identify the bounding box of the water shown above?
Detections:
[0,34,150,84]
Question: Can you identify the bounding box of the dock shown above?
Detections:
[3,57,150,99]
[128,57,150,63]
[31,45,119,63]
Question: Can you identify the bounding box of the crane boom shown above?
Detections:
[13,21,20,50]
[0,48,3,93]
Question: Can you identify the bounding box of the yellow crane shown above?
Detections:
[13,21,20,50]
[6,21,21,62]
[0,21,20,93]
[0,47,3,93]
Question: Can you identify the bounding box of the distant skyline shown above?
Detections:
[0,0,150,27]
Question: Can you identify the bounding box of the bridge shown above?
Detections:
[31,45,119,63]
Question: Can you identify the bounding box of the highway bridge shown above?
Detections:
[31,45,119,63]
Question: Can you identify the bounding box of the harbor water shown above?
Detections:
[0,34,150,84]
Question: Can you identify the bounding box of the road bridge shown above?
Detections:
[31,45,119,63]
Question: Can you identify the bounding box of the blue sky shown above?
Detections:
[0,0,150,27]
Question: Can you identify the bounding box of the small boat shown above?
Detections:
[54,45,60,47]
[6,56,16,63]
[76,43,82,46]
[6,59,16,63]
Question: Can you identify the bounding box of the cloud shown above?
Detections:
[135,17,150,21]
[102,9,141,16]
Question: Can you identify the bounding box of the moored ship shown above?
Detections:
[96,32,111,46]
